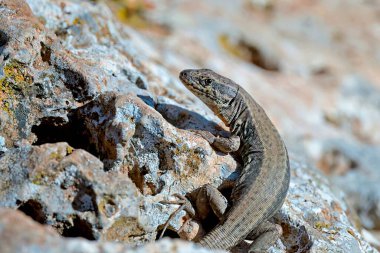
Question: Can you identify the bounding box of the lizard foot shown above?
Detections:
[190,129,240,153]
[188,184,228,221]
[246,221,282,253]
[159,194,195,239]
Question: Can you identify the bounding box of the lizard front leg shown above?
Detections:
[159,184,229,242]
[159,194,196,239]
[159,130,237,240]
[187,130,236,235]
[190,129,240,153]
[188,184,229,222]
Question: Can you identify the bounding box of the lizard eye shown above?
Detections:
[205,79,213,85]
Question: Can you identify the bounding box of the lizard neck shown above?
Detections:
[220,90,264,158]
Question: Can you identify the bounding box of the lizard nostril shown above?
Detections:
[179,70,190,81]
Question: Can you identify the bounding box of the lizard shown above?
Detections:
[161,69,290,252]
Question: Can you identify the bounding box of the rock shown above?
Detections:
[324,75,380,144]
[0,0,76,146]
[0,136,6,153]
[273,157,376,253]
[0,208,223,253]
[0,142,147,243]
[72,91,238,182]
[1,142,377,252]
[245,0,276,10]
[0,0,150,147]
[0,0,238,246]
[309,138,380,231]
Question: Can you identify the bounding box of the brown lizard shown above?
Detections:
[162,69,290,252]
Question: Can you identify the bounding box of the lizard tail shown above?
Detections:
[197,164,289,250]
[198,218,254,250]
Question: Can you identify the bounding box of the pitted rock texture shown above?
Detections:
[0,0,238,249]
[0,208,224,253]
[0,0,151,147]
[0,0,379,252]
[0,142,147,243]
[72,91,237,185]
[0,0,77,146]
[310,139,380,232]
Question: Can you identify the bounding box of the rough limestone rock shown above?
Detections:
[270,157,375,253]
[0,208,223,253]
[0,0,379,252]
[310,139,380,232]
[0,142,147,243]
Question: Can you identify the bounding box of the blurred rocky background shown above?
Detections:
[0,0,379,252]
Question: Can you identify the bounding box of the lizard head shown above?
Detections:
[179,69,239,118]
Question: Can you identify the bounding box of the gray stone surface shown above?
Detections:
[0,142,146,243]
[308,139,380,231]
[0,208,224,253]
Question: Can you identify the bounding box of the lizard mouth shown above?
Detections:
[179,70,199,93]
[179,69,193,85]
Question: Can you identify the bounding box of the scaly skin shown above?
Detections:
[179,69,290,250]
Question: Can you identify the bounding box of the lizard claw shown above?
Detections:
[189,129,216,144]
[159,194,195,239]
[189,129,240,153]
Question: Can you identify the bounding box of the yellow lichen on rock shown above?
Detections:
[66,146,74,155]
[0,60,33,113]
[103,216,145,242]
[3,60,33,85]
[0,77,14,114]
[101,0,154,29]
